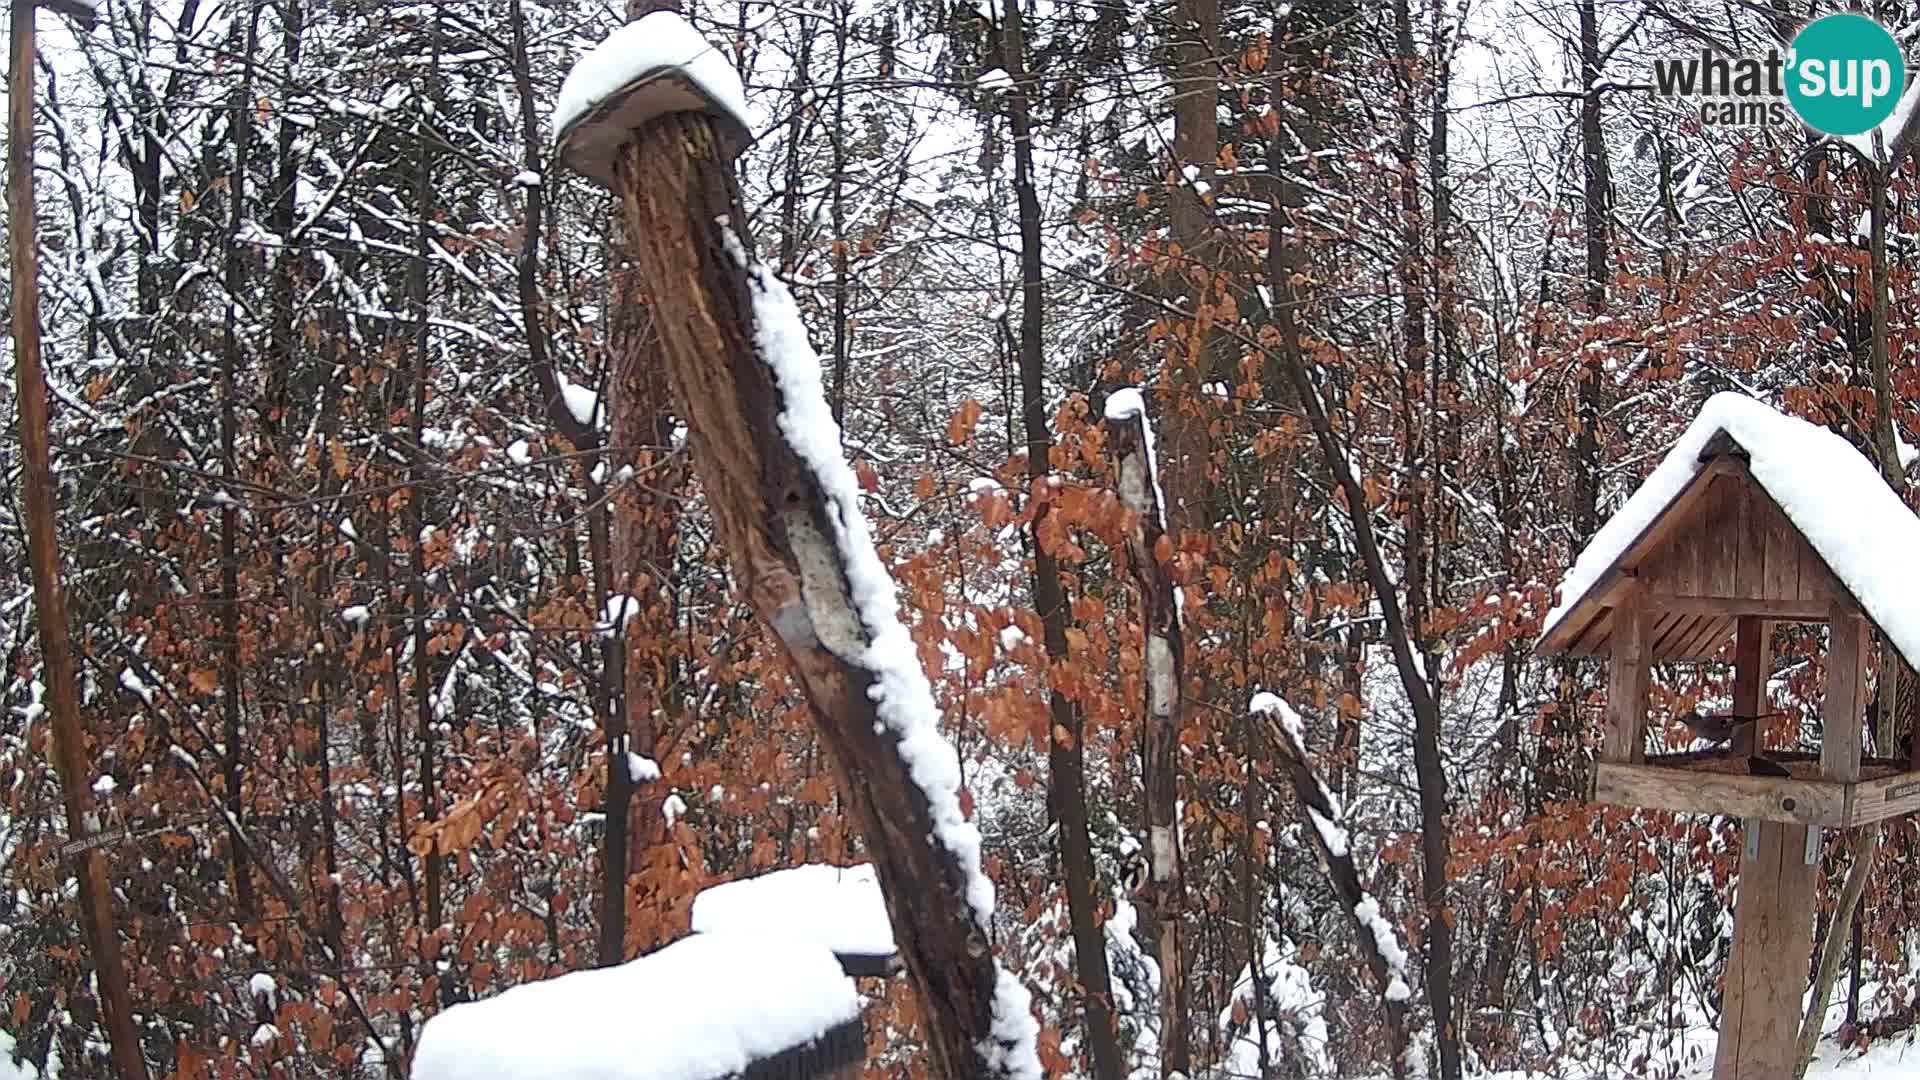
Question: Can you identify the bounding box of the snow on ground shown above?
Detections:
[551,12,752,140]
[0,1030,40,1080]
[1542,392,1920,670]
[410,934,859,1080]
[691,863,894,958]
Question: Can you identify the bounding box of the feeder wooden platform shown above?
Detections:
[1593,752,1920,827]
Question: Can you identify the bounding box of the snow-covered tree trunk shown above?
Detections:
[1103,392,1190,1078]
[604,110,1038,1080]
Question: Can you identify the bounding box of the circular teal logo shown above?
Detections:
[1786,14,1905,136]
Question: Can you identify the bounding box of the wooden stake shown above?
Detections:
[1715,821,1817,1079]
[1729,616,1769,758]
[1602,591,1648,764]
[7,1,149,1075]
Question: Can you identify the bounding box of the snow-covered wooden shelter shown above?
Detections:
[409,934,867,1080]
[1536,391,1920,1078]
[1538,391,1920,821]
[410,864,899,1080]
[691,863,899,978]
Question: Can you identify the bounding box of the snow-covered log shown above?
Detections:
[1248,693,1412,1076]
[554,27,1039,1076]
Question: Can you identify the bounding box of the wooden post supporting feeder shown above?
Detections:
[1537,395,1920,1078]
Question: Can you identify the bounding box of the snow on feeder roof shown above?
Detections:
[552,11,754,188]
[1537,392,1920,671]
[691,863,897,976]
[409,933,862,1080]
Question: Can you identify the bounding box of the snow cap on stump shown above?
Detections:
[552,11,754,188]
[691,863,899,977]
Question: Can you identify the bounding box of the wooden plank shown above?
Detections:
[1591,762,1847,825]
[1734,479,1766,602]
[1730,617,1770,757]
[1649,612,1698,661]
[1759,492,1801,603]
[1714,820,1818,1079]
[1823,606,1867,784]
[1705,475,1741,600]
[1677,616,1734,661]
[1798,533,1834,606]
[1847,770,1920,827]
[1566,607,1613,657]
[1537,461,1736,656]
[1641,595,1828,620]
[1604,596,1651,764]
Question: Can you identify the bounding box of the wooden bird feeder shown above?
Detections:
[1537,394,1920,1078]
[555,67,751,190]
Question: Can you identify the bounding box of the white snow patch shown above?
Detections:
[1353,894,1412,1003]
[91,775,116,796]
[691,863,894,958]
[410,934,859,1080]
[661,792,688,826]
[976,67,1013,91]
[342,605,372,627]
[626,754,661,783]
[1541,392,1920,671]
[511,169,540,188]
[119,668,155,706]
[507,440,532,465]
[1103,386,1168,521]
[598,594,640,638]
[551,13,753,142]
[560,380,601,428]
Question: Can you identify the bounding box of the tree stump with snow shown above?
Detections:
[553,20,1037,1080]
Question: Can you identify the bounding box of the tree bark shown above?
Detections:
[1000,5,1124,1077]
[606,112,1033,1080]
[1104,403,1191,1079]
[8,3,151,1074]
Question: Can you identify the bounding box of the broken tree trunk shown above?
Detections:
[1104,396,1191,1075]
[604,112,1035,1080]
[1250,697,1411,1076]
[8,1,149,1075]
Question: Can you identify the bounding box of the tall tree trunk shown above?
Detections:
[999,6,1124,1078]
[407,12,446,992]
[602,108,1037,1079]
[219,0,263,943]
[8,5,150,1075]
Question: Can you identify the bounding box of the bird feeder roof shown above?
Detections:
[1537,392,1920,668]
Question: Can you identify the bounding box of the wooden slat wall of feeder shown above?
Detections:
[1537,430,1920,1080]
